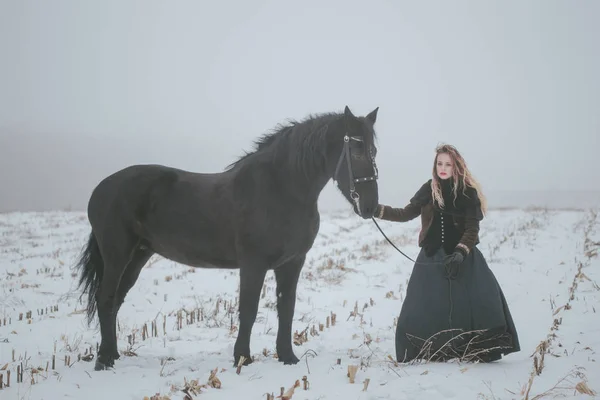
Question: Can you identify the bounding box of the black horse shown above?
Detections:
[74,105,380,371]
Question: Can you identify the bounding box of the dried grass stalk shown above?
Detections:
[347,364,359,383]
[207,367,221,388]
[404,328,513,364]
[277,379,300,399]
[362,378,370,391]
[575,381,596,396]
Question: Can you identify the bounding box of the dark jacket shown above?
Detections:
[376,179,483,256]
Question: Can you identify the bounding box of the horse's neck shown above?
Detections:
[275,134,340,204]
[275,161,331,205]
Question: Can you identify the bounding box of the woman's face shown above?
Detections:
[436,152,453,180]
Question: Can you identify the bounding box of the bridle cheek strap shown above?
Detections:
[333,134,378,215]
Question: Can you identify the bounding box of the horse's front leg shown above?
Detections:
[274,255,305,365]
[233,263,267,366]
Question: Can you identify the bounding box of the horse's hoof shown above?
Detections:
[94,360,110,371]
[278,353,300,365]
[94,356,115,371]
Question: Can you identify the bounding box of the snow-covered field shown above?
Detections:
[0,207,598,400]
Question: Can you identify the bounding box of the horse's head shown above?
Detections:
[333,106,380,219]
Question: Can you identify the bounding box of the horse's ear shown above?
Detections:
[366,107,379,124]
[344,106,355,119]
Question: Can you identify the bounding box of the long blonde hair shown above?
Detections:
[431,143,487,215]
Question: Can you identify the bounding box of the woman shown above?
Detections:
[375,144,520,363]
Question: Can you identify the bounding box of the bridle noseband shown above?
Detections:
[333,134,378,215]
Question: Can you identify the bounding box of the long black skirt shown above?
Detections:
[395,246,520,363]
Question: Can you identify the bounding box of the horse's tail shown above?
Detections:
[74,231,103,326]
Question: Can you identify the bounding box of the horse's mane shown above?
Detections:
[224,111,342,173]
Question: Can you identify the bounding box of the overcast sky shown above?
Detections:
[1,0,598,213]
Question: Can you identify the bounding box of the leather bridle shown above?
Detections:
[333,134,378,216]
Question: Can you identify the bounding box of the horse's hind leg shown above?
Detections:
[94,230,140,371]
[233,262,267,366]
[115,245,153,314]
[110,245,154,361]
[274,255,305,365]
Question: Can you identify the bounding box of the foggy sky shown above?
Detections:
[1,0,599,213]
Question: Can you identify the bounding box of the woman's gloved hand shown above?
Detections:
[443,250,464,280]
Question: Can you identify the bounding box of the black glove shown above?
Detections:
[443,250,464,280]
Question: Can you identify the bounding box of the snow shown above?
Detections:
[0,207,598,400]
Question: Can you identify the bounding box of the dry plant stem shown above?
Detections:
[207,367,221,388]
[405,328,511,364]
[302,376,309,390]
[481,381,497,400]
[363,378,370,391]
[574,381,596,396]
[347,365,358,383]
[277,379,300,399]
[525,367,595,400]
[523,211,599,399]
[236,356,246,374]
[299,349,317,374]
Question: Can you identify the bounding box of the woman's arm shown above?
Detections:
[375,203,421,222]
[455,187,484,255]
[374,180,431,222]
[455,217,480,256]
